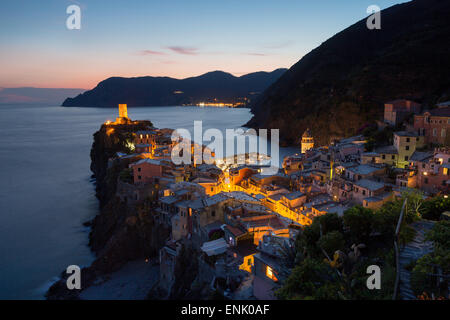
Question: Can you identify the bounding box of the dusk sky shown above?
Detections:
[0,0,406,89]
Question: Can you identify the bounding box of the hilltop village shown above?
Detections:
[53,100,450,300]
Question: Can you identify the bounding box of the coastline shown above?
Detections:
[79,259,159,300]
[46,119,170,300]
[44,107,259,300]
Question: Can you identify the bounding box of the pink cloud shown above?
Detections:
[245,52,269,56]
[167,46,199,55]
[138,50,167,56]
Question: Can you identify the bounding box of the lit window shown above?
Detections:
[266,266,278,281]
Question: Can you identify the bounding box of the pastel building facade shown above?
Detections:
[393,131,425,168]
[352,179,392,209]
[414,107,450,146]
[130,158,163,184]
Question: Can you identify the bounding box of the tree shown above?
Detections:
[317,231,345,257]
[316,213,343,235]
[421,197,450,220]
[275,258,338,300]
[374,200,416,239]
[411,221,450,297]
[296,213,343,259]
[401,189,425,217]
[426,220,450,250]
[343,206,374,243]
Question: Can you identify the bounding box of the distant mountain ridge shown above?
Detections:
[62,69,286,107]
[246,0,450,146]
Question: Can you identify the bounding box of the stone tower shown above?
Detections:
[118,104,128,119]
[301,128,314,154]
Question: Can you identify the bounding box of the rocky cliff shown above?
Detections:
[246,0,450,146]
[46,121,170,299]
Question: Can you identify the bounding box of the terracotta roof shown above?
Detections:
[225,225,246,237]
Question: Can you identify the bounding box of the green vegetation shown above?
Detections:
[420,196,450,220]
[170,243,199,299]
[363,126,395,152]
[317,231,345,257]
[276,258,341,300]
[277,194,450,300]
[343,206,374,244]
[276,195,425,300]
[411,221,450,298]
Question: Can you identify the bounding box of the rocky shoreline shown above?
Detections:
[46,120,170,300]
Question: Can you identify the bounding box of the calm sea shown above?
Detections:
[0,105,297,299]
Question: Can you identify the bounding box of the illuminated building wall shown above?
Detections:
[119,104,128,119]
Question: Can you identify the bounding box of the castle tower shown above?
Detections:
[301,128,314,154]
[118,104,128,119]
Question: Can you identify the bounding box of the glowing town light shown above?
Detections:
[125,141,135,152]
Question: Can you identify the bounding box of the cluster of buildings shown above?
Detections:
[384,99,450,145]
[107,100,450,300]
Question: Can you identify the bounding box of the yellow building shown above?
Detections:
[301,128,314,154]
[394,131,425,168]
[119,104,128,119]
[363,131,426,169]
